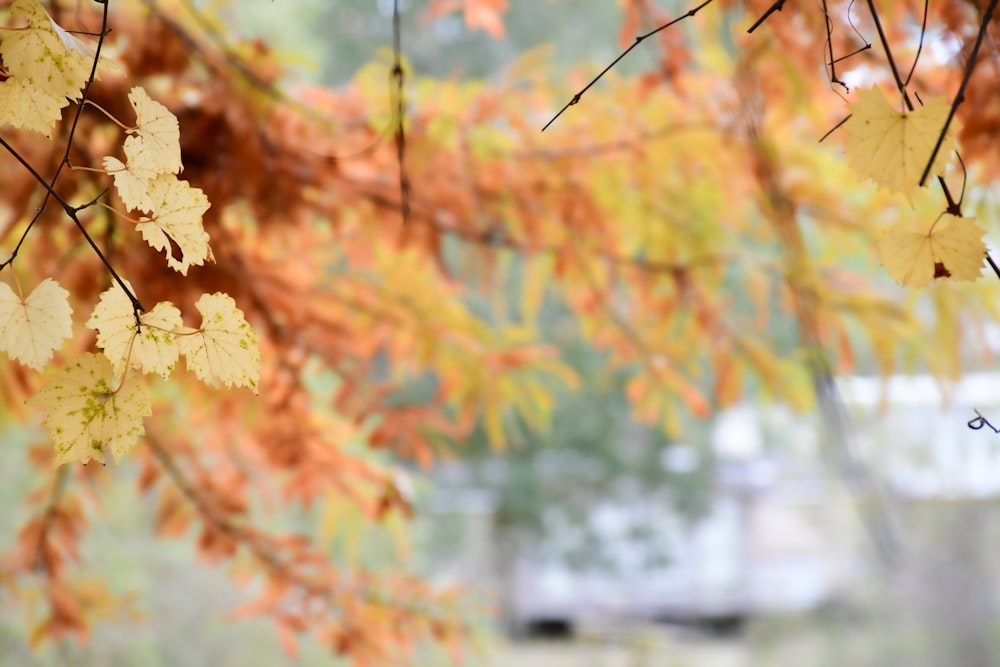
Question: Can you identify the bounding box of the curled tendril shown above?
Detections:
[968,409,1000,433]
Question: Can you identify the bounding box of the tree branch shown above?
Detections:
[747,0,785,34]
[918,0,998,187]
[0,0,145,324]
[543,0,715,131]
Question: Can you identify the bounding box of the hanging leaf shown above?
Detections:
[177,293,260,393]
[30,353,152,466]
[125,86,183,175]
[135,174,213,275]
[0,0,90,102]
[0,78,65,137]
[879,214,985,287]
[844,87,957,201]
[103,155,156,213]
[87,283,183,379]
[0,278,73,371]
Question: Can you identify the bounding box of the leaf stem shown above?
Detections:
[82,99,130,130]
[864,1,965,225]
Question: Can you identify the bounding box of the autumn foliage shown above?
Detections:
[2,0,1000,663]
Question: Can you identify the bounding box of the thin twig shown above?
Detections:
[828,43,872,66]
[821,0,847,91]
[391,0,410,225]
[918,0,998,187]
[987,255,1000,281]
[969,409,1000,433]
[542,0,715,131]
[0,0,144,325]
[863,2,963,218]
[903,0,929,87]
[747,0,786,34]
[819,114,851,143]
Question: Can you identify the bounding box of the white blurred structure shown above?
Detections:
[837,373,1000,498]
[503,457,858,630]
[428,373,1000,632]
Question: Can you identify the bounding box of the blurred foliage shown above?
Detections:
[232,0,642,85]
[5,0,1000,662]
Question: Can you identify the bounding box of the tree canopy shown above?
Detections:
[1,0,1000,663]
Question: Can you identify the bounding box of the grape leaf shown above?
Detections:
[178,293,260,393]
[0,0,90,102]
[135,174,213,275]
[0,278,73,371]
[879,214,985,287]
[30,353,152,466]
[46,10,95,60]
[125,86,183,175]
[844,87,957,201]
[0,78,65,137]
[103,154,156,213]
[86,283,183,379]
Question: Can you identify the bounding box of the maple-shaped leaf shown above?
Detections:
[0,78,65,137]
[125,87,183,175]
[102,154,156,213]
[30,353,152,466]
[0,278,73,371]
[0,0,90,102]
[879,214,985,287]
[844,87,957,201]
[135,174,213,275]
[177,293,260,393]
[86,282,183,379]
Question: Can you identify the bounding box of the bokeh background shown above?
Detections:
[5,1,1000,665]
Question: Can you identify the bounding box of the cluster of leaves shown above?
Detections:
[0,0,999,663]
[0,0,259,469]
[844,85,981,287]
[0,0,558,661]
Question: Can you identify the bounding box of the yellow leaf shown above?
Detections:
[177,293,260,393]
[86,282,183,379]
[135,174,213,275]
[103,155,155,213]
[879,214,985,287]
[844,87,957,201]
[121,135,164,179]
[0,78,64,137]
[0,278,73,371]
[30,353,152,466]
[0,0,90,101]
[125,86,183,175]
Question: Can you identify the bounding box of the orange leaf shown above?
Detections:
[464,0,508,38]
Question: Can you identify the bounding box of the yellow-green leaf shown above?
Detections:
[30,353,152,466]
[86,282,183,379]
[0,0,90,101]
[0,78,65,137]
